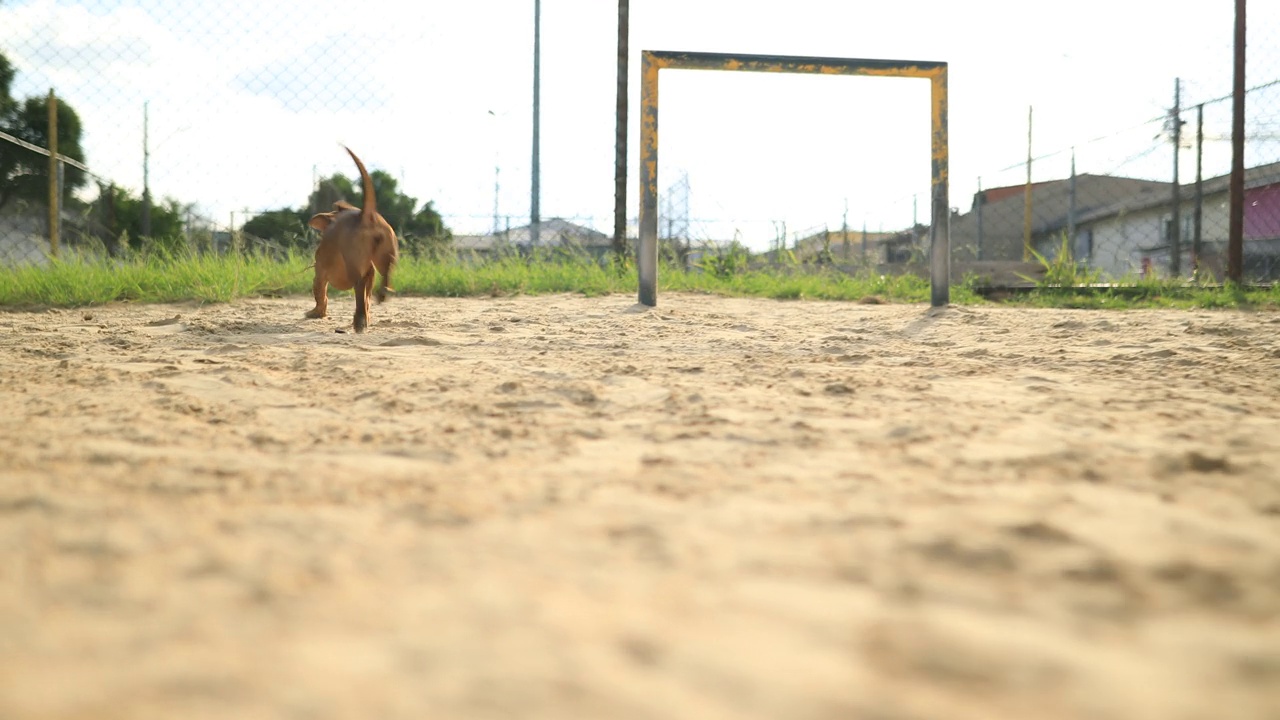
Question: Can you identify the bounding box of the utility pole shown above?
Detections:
[977,176,984,261]
[612,0,629,263]
[841,198,849,260]
[493,165,502,235]
[1169,78,1183,276]
[1068,149,1077,260]
[1193,103,1204,274]
[530,0,542,247]
[142,101,152,238]
[1024,105,1034,262]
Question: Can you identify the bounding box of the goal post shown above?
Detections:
[637,50,950,307]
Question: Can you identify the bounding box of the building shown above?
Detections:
[1074,162,1280,279]
[949,175,1171,265]
[454,217,615,262]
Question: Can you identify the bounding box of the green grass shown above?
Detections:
[0,249,1273,310]
[1009,234,1280,309]
[1018,278,1280,310]
[0,251,315,306]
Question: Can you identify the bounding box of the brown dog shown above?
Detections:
[305,146,398,332]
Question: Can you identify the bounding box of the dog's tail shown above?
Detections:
[344,145,377,226]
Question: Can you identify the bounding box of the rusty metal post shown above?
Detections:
[1228,0,1246,283]
[47,89,59,258]
[638,51,659,306]
[613,0,629,263]
[929,66,950,307]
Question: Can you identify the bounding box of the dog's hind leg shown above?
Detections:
[374,252,396,304]
[353,269,375,333]
[305,273,328,319]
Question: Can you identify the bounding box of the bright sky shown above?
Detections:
[2,0,1278,249]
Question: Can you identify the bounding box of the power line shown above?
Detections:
[0,129,106,183]
[991,77,1280,174]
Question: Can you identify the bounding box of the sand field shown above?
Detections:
[1,292,1279,719]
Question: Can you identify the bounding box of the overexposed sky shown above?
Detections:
[2,0,1277,248]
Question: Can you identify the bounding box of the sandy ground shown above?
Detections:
[1,292,1279,720]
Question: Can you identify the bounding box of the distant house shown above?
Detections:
[455,217,615,261]
[789,227,898,263]
[452,232,511,258]
[948,174,1170,265]
[1074,162,1280,279]
[877,224,931,265]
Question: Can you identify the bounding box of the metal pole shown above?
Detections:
[637,51,659,306]
[1068,148,1077,258]
[929,67,950,307]
[531,0,541,247]
[1022,106,1033,261]
[1194,103,1204,273]
[1228,0,1246,283]
[841,201,849,260]
[612,0,629,262]
[46,89,59,258]
[976,176,983,261]
[1170,78,1182,276]
[104,183,117,254]
[493,164,501,235]
[142,101,152,238]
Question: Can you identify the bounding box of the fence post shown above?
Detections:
[1228,0,1246,282]
[47,89,59,259]
[612,0,629,264]
[1193,104,1204,274]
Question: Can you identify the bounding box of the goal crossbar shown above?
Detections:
[637,50,950,306]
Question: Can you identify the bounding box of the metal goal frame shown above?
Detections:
[637,50,950,307]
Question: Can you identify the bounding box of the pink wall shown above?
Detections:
[1245,183,1280,240]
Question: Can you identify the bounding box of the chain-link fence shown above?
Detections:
[1,1,1277,283]
[940,79,1280,282]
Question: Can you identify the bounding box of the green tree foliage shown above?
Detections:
[307,174,355,215]
[243,208,307,247]
[100,184,190,253]
[251,166,452,259]
[0,51,89,212]
[0,53,15,119]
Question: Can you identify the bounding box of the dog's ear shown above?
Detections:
[308,212,336,231]
[333,201,358,212]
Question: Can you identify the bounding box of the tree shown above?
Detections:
[317,168,447,239]
[99,184,190,253]
[0,51,89,213]
[243,208,308,248]
[250,166,451,258]
[0,53,16,121]
[307,174,355,216]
